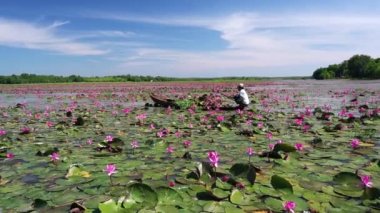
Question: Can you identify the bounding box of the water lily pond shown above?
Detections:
[0,80,379,212]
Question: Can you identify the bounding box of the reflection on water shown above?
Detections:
[21,173,40,184]
[249,80,380,113]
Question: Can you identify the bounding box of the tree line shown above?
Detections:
[0,74,178,84]
[0,73,279,84]
[312,55,380,80]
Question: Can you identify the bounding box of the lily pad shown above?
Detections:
[333,172,363,197]
[230,189,251,206]
[65,164,91,178]
[156,186,183,205]
[127,183,158,208]
[273,143,296,153]
[229,163,256,185]
[270,175,293,194]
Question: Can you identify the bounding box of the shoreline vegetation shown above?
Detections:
[1,55,379,84]
[0,74,310,84]
[312,54,380,80]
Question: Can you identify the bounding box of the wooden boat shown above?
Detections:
[150,94,179,108]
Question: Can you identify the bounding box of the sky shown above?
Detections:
[0,0,380,77]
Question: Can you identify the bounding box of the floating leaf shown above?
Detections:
[203,201,225,212]
[32,198,48,208]
[65,164,91,178]
[362,187,380,200]
[98,199,126,213]
[156,187,183,205]
[264,197,283,212]
[270,175,293,194]
[230,189,251,205]
[273,143,296,153]
[127,183,158,208]
[230,163,256,185]
[333,172,363,197]
[212,188,230,199]
[155,205,179,213]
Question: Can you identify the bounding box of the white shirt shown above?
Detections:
[239,89,250,105]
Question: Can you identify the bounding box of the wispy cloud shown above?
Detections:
[100,12,380,76]
[48,20,70,29]
[0,18,106,55]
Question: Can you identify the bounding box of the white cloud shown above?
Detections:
[0,18,106,55]
[108,12,380,76]
[48,20,70,29]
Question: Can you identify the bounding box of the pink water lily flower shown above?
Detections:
[269,143,275,151]
[183,140,192,149]
[136,113,147,121]
[6,152,15,159]
[157,131,165,138]
[49,152,60,162]
[165,106,172,114]
[20,127,31,134]
[235,182,245,190]
[168,180,176,187]
[294,118,303,126]
[166,145,174,154]
[122,108,132,114]
[150,123,156,129]
[351,138,360,149]
[0,129,6,136]
[174,131,182,138]
[104,164,117,176]
[361,175,373,188]
[266,132,273,140]
[46,121,54,128]
[283,201,296,213]
[295,143,304,151]
[216,115,225,122]
[86,139,93,145]
[208,151,219,168]
[105,135,114,142]
[246,147,254,156]
[131,140,139,149]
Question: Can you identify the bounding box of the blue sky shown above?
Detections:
[0,0,380,77]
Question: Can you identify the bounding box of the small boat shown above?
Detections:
[150,94,179,108]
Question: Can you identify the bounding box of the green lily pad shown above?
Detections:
[155,205,179,213]
[230,189,251,206]
[273,143,296,153]
[65,164,91,178]
[229,163,256,185]
[127,183,158,208]
[264,197,283,212]
[212,188,230,199]
[362,187,380,200]
[333,172,363,197]
[98,199,127,213]
[271,175,293,194]
[216,178,233,190]
[201,201,224,212]
[156,186,183,205]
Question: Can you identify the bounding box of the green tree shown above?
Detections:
[347,55,372,78]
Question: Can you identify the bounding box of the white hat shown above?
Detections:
[238,83,244,88]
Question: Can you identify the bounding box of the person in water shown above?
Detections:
[234,83,250,109]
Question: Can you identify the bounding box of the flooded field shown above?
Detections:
[0,80,379,212]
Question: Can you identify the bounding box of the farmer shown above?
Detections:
[234,83,250,109]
